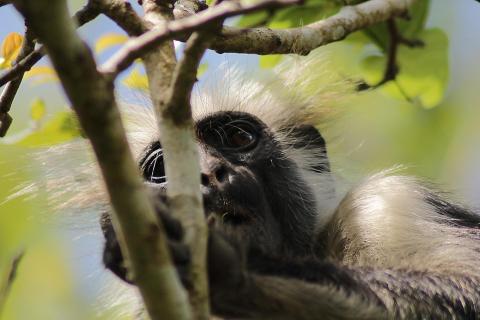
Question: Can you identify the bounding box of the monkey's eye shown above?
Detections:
[140,147,166,184]
[224,122,257,150]
[202,120,258,151]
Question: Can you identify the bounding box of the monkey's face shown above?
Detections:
[138,111,314,252]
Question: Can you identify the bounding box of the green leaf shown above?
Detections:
[237,10,270,28]
[359,55,384,84]
[14,111,81,147]
[361,0,431,52]
[30,99,47,121]
[360,28,448,108]
[362,23,389,51]
[397,0,430,38]
[259,55,283,69]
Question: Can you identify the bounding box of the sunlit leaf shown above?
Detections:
[197,63,208,77]
[123,69,149,91]
[397,0,430,38]
[237,10,270,28]
[0,32,23,68]
[95,33,128,54]
[359,55,384,84]
[9,111,81,147]
[30,99,47,121]
[25,66,59,84]
[361,24,389,51]
[259,55,283,69]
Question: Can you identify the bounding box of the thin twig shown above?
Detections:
[357,18,424,92]
[100,0,301,77]
[159,29,217,320]
[377,19,400,87]
[164,32,211,123]
[0,48,43,87]
[0,251,24,315]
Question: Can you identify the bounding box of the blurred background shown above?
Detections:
[1,0,480,319]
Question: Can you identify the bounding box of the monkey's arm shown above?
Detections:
[211,273,384,320]
[212,248,480,320]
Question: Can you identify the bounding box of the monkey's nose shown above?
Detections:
[201,164,229,188]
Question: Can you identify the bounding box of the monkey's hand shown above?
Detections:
[100,186,246,292]
[100,188,190,286]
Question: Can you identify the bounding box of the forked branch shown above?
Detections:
[12,1,190,319]
[99,0,302,77]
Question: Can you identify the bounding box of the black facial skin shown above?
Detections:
[102,112,323,280]
[137,112,320,256]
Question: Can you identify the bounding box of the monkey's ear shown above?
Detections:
[290,125,330,173]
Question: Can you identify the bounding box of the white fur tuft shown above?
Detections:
[326,171,480,277]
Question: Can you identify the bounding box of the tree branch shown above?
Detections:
[207,0,416,54]
[94,0,147,36]
[12,1,190,320]
[139,0,231,317]
[99,0,301,77]
[159,30,215,320]
[165,32,210,123]
[139,0,205,317]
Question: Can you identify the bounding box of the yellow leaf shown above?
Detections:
[197,63,208,77]
[95,33,128,54]
[30,99,46,121]
[1,32,23,67]
[25,66,58,84]
[123,69,149,91]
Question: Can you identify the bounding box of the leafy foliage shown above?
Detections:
[236,0,448,108]
[1,99,81,147]
[360,29,448,108]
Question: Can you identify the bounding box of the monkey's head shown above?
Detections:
[138,109,334,255]
[38,62,343,257]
